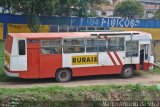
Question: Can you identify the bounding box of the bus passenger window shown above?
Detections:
[86,39,106,52]
[108,38,124,51]
[126,41,138,57]
[63,39,84,53]
[98,40,106,52]
[86,39,98,52]
[18,40,26,55]
[41,39,62,54]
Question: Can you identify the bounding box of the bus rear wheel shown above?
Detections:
[55,69,72,82]
[121,66,134,78]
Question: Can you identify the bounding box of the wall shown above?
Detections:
[8,24,49,33]
[0,23,3,40]
[0,14,160,40]
[0,14,51,40]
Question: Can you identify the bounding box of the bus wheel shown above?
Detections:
[121,66,134,78]
[55,69,72,82]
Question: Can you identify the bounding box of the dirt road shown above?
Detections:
[0,72,160,88]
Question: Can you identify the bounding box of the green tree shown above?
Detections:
[154,9,160,19]
[13,0,57,16]
[0,0,109,31]
[77,0,110,17]
[0,0,19,14]
[54,0,81,16]
[114,0,144,18]
[0,0,57,32]
[14,0,57,32]
[88,0,110,8]
[86,0,110,17]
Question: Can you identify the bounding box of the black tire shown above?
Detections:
[121,66,134,78]
[55,69,72,82]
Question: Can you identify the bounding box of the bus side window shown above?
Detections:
[98,39,106,52]
[108,37,124,51]
[63,39,84,53]
[86,39,98,52]
[18,40,26,55]
[86,39,106,52]
[41,39,62,54]
[126,41,138,57]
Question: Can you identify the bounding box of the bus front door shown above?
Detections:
[140,44,149,70]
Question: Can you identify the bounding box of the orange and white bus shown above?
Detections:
[4,31,154,82]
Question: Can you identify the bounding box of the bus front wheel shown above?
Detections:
[121,66,134,78]
[55,69,72,82]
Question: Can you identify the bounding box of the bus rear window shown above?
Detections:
[18,40,26,55]
[5,35,13,53]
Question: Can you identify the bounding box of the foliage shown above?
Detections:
[0,0,57,15]
[0,40,10,82]
[0,0,57,32]
[0,41,4,68]
[0,0,110,31]
[0,85,160,106]
[154,9,160,19]
[0,0,16,14]
[0,0,110,16]
[14,0,57,32]
[85,10,98,17]
[88,0,110,8]
[114,0,144,18]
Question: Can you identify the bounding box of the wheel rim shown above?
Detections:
[124,68,132,77]
[60,71,67,79]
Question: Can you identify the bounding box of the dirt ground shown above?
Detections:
[0,71,160,88]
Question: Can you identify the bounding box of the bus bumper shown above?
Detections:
[4,66,19,77]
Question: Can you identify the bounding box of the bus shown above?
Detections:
[4,31,154,82]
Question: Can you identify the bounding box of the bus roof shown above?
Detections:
[8,31,151,39]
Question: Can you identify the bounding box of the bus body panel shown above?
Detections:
[5,35,13,69]
[62,52,125,68]
[10,56,27,71]
[72,65,123,76]
[62,51,125,77]
[63,53,101,68]
[40,54,62,78]
[4,31,154,79]
[98,52,114,66]
[5,35,13,54]
[10,38,27,71]
[19,43,40,78]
